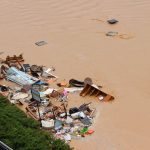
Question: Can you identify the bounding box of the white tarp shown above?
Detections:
[64,134,71,141]
[11,92,29,100]
[42,68,58,78]
[40,88,57,97]
[64,87,83,93]
[41,119,54,128]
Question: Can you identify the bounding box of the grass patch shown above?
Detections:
[0,96,73,150]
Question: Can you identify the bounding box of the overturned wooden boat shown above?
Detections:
[80,84,114,102]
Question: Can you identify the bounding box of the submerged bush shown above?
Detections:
[0,96,73,150]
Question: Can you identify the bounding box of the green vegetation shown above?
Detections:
[0,96,73,150]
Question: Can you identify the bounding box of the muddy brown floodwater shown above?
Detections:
[0,0,150,150]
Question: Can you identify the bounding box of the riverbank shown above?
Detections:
[0,96,72,150]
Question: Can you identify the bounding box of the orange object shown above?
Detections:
[57,80,68,87]
[87,129,94,134]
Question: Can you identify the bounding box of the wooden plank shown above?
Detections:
[103,94,114,102]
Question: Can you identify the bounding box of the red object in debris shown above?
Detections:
[87,130,95,134]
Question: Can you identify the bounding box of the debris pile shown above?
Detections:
[0,54,114,143]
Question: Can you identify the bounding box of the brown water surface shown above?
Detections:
[0,0,150,149]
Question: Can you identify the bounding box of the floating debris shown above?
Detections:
[106,31,118,37]
[35,41,47,46]
[91,18,105,22]
[0,85,8,92]
[80,84,114,102]
[0,54,115,143]
[6,67,39,86]
[84,77,93,85]
[107,19,118,24]
[118,34,135,39]
[69,79,84,87]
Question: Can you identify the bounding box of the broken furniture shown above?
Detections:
[22,64,31,72]
[80,84,114,101]
[0,64,8,79]
[5,54,24,63]
[26,106,39,121]
[69,107,80,115]
[41,67,58,78]
[30,65,43,73]
[49,90,60,99]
